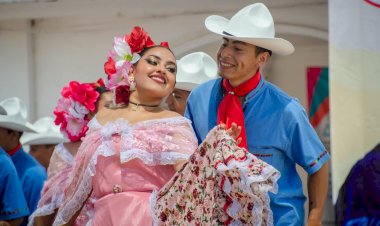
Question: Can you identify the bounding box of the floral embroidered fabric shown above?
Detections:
[154,127,280,226]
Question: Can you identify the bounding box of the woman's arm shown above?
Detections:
[173,160,187,172]
[34,211,57,226]
[58,190,92,226]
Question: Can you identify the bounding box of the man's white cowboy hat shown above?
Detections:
[21,117,65,145]
[0,97,36,132]
[175,52,218,91]
[205,3,294,55]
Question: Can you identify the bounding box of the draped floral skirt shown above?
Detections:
[153,127,281,226]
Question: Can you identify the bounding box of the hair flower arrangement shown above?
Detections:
[104,26,156,108]
[53,81,99,142]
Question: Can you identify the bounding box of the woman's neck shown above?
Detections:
[128,92,162,106]
[64,141,82,157]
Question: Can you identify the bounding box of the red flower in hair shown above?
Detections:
[125,26,154,53]
[95,78,106,88]
[104,57,117,78]
[115,85,130,105]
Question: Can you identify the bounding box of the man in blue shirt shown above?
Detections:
[185,3,330,225]
[0,148,29,226]
[0,98,47,226]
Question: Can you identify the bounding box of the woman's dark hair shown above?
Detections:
[95,86,108,95]
[133,45,175,66]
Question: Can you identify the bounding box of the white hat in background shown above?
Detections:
[205,3,294,55]
[175,52,218,91]
[21,117,65,145]
[0,97,36,132]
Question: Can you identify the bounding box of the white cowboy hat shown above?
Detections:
[0,97,36,132]
[175,52,218,91]
[205,3,295,55]
[21,117,66,145]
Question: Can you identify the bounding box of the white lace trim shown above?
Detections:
[230,220,243,226]
[227,201,241,219]
[216,152,280,226]
[120,149,191,165]
[55,143,74,165]
[88,116,192,131]
[53,168,92,226]
[27,197,62,226]
[150,190,159,226]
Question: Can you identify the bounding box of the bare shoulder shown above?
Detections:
[160,109,183,118]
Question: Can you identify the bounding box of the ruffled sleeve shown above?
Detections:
[27,144,74,225]
[53,128,102,226]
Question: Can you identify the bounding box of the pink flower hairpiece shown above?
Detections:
[104,26,170,107]
[53,81,99,142]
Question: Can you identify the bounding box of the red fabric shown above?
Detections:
[217,71,261,149]
[7,143,21,156]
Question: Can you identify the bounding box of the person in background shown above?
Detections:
[185,3,330,225]
[0,147,29,226]
[21,117,66,170]
[166,52,217,115]
[28,79,111,226]
[0,97,46,226]
[335,143,380,226]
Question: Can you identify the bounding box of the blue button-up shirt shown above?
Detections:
[185,77,330,225]
[0,148,29,221]
[11,146,47,226]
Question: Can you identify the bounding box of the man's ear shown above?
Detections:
[258,52,270,67]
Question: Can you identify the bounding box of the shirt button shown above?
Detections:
[112,184,122,193]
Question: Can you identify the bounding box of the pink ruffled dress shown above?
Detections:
[53,117,198,226]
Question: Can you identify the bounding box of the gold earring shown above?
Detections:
[129,76,136,91]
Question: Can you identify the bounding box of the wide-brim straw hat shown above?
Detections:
[21,117,65,145]
[0,97,36,132]
[205,3,295,55]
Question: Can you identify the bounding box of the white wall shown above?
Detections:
[0,20,36,119]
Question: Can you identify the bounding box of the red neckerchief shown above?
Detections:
[7,143,21,156]
[217,70,261,149]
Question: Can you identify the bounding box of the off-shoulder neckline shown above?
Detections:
[88,116,191,129]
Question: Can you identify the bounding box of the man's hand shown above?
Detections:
[218,123,242,145]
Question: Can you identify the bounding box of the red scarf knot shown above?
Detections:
[217,70,261,150]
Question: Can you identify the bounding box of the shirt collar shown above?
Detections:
[244,75,266,103]
[7,143,21,156]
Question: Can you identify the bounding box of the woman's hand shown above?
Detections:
[218,123,242,145]
[173,160,187,172]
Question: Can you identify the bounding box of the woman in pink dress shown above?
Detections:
[54,27,280,226]
[29,80,111,226]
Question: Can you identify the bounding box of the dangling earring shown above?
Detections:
[129,76,136,91]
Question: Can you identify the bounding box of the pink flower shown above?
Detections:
[65,116,89,142]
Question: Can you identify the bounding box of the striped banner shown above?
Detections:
[307,67,329,128]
